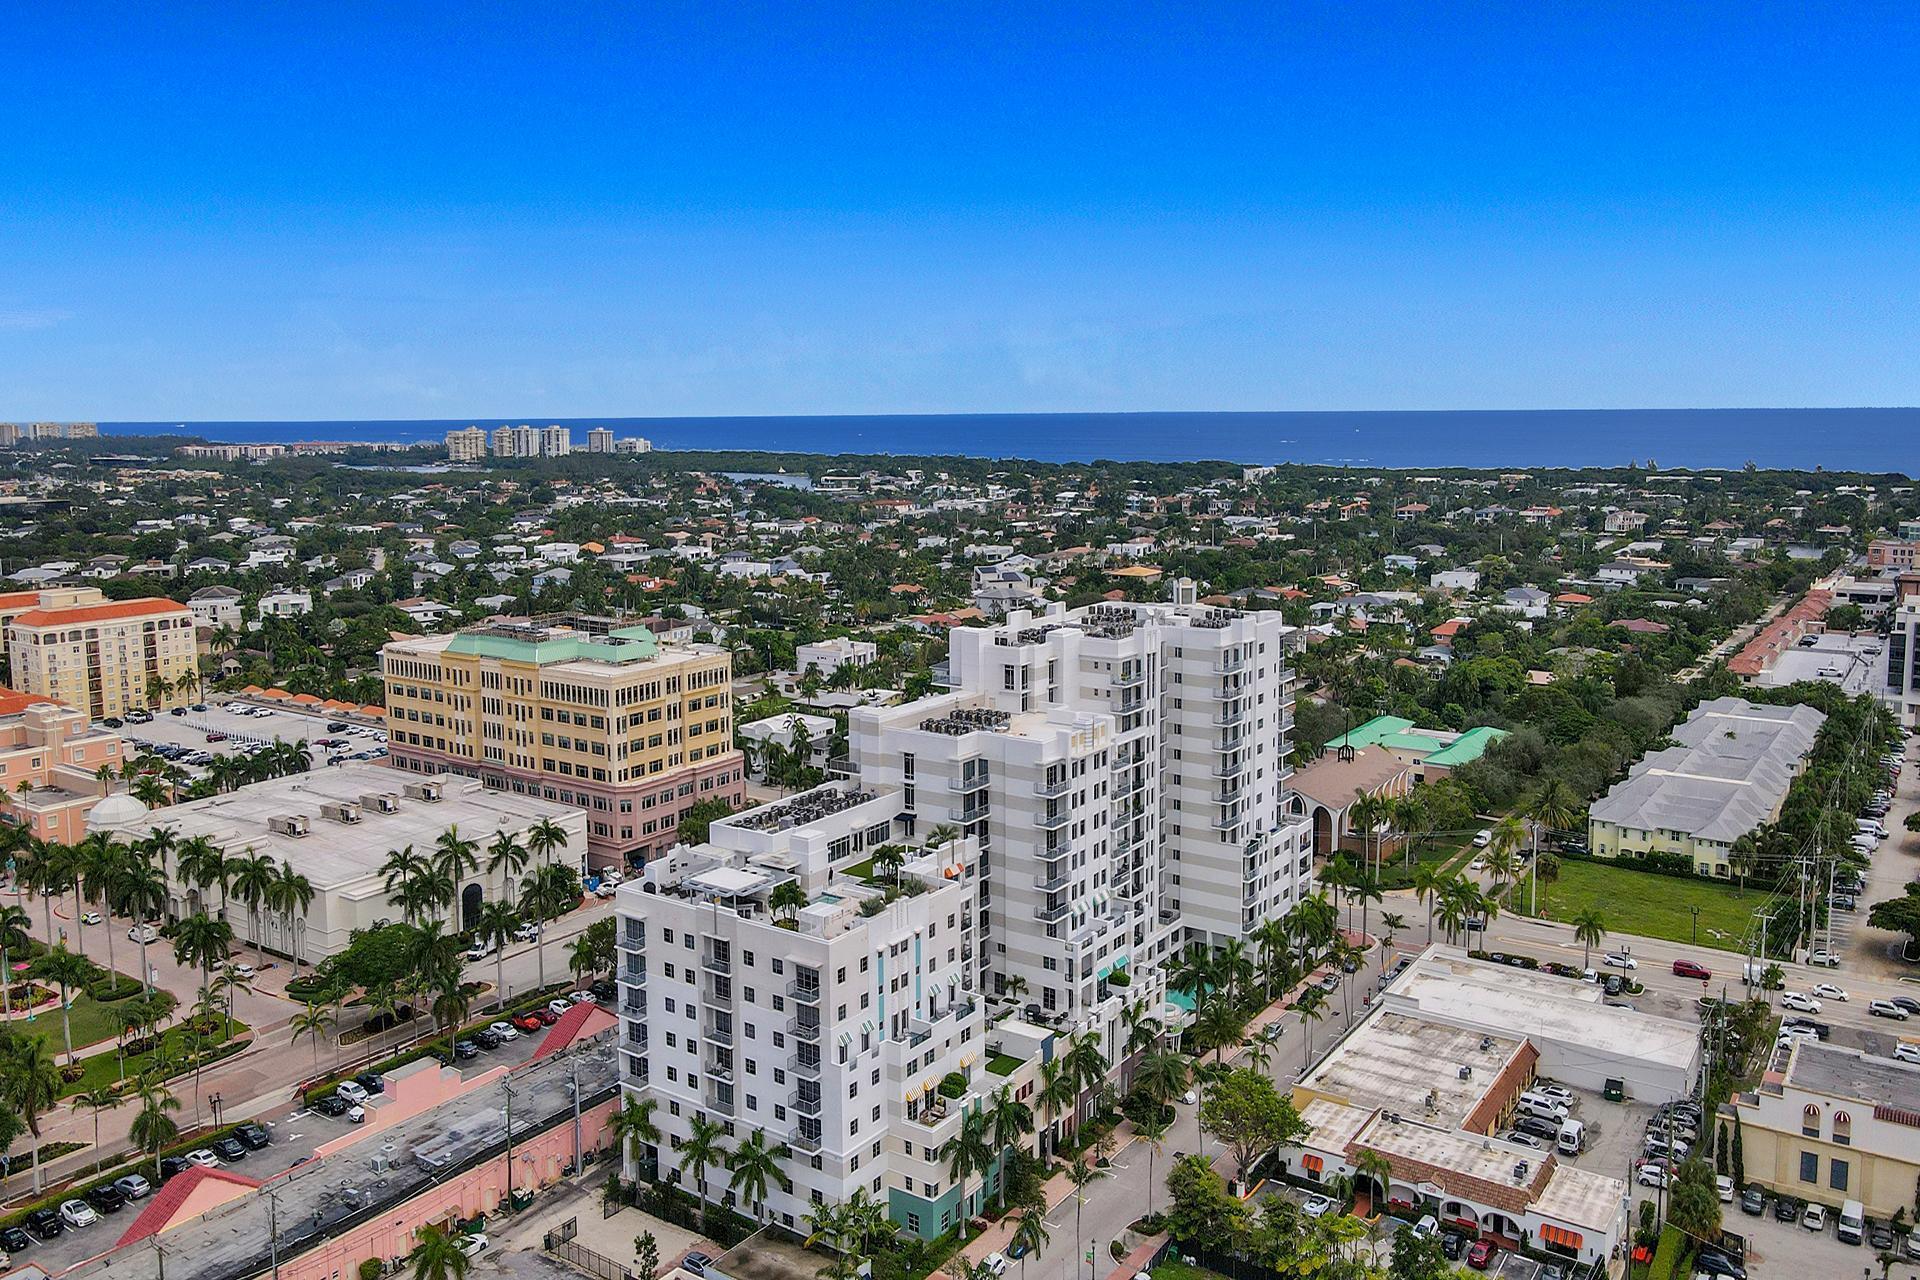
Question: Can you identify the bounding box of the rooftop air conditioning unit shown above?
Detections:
[362,793,401,814]
[269,814,311,838]
[1457,1065,1472,1080]
[404,780,444,802]
[321,801,363,825]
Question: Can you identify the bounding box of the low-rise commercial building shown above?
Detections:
[0,687,127,843]
[87,763,586,961]
[1731,1039,1920,1217]
[1323,714,1508,783]
[1588,696,1825,877]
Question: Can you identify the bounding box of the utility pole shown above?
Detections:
[503,1080,517,1206]
[267,1185,282,1280]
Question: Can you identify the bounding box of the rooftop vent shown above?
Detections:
[269,814,311,838]
[361,793,400,814]
[404,780,444,802]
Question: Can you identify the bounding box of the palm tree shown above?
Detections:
[431,827,480,928]
[1378,912,1406,952]
[1294,987,1330,1070]
[1347,871,1384,944]
[112,856,167,993]
[1134,1111,1171,1219]
[0,904,32,1019]
[175,835,229,918]
[32,945,99,1065]
[1251,917,1293,999]
[79,1086,124,1174]
[1036,1058,1075,1158]
[21,837,75,952]
[430,975,471,1039]
[1728,832,1758,897]
[769,880,807,924]
[1522,778,1580,912]
[228,849,277,963]
[1,1034,62,1192]
[677,1114,730,1207]
[408,1224,473,1280]
[1065,1156,1108,1275]
[485,830,529,906]
[292,1000,337,1069]
[129,1078,181,1185]
[986,1086,1033,1210]
[607,1095,661,1178]
[129,771,172,810]
[268,861,315,968]
[726,1129,790,1225]
[1572,908,1607,971]
[1063,1031,1108,1131]
[946,1107,995,1219]
[1347,791,1386,879]
[1134,1048,1189,1109]
[475,899,519,1010]
[1353,1148,1394,1209]
[381,844,430,921]
[1009,1211,1051,1280]
[172,911,235,988]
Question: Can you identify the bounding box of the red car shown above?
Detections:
[205,731,227,742]
[512,1013,544,1033]
[533,1007,560,1026]
[1466,1240,1495,1270]
[1672,959,1712,980]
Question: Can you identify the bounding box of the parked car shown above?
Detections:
[312,1095,351,1117]
[158,1156,190,1181]
[1636,1162,1671,1189]
[335,1080,369,1105]
[1872,1001,1912,1021]
[1739,1187,1765,1216]
[0,1226,30,1252]
[512,1012,544,1032]
[457,1234,490,1260]
[547,998,573,1018]
[454,1039,479,1061]
[213,1136,248,1162]
[1603,952,1638,969]
[1782,992,1823,1013]
[683,1251,714,1277]
[1302,1194,1336,1218]
[183,1148,220,1168]
[1692,1248,1746,1279]
[1472,829,1492,848]
[1440,1231,1466,1260]
[489,1020,519,1041]
[1807,949,1842,967]
[24,1208,63,1239]
[473,1028,503,1050]
[1503,1129,1543,1149]
[1774,1195,1800,1222]
[85,1184,127,1213]
[1804,1203,1828,1231]
[354,1073,385,1095]
[533,1007,560,1026]
[1466,1239,1495,1270]
[59,1200,99,1229]
[1716,1175,1735,1203]
[113,1173,153,1201]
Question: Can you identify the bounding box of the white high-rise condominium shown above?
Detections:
[445,426,487,461]
[540,424,572,456]
[587,427,615,453]
[616,785,1001,1239]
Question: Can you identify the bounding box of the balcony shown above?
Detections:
[705,1022,735,1047]
[622,962,647,985]
[1214,705,1249,727]
[791,1091,824,1117]
[1035,808,1070,831]
[959,803,990,824]
[788,979,822,1004]
[622,995,646,1018]
[1112,667,1145,687]
[705,1088,736,1117]
[1214,811,1241,831]
[1214,653,1247,674]
[1035,871,1071,894]
[789,1053,824,1080]
[1035,901,1070,924]
[912,1100,952,1128]
[949,773,990,792]
[1213,757,1246,779]
[789,1125,822,1153]
[1034,776,1071,798]
[702,953,732,976]
[792,1016,823,1043]
[1037,843,1069,864]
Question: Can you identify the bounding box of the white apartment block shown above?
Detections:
[541,425,572,457]
[1887,600,1920,728]
[587,427,615,453]
[618,785,1005,1239]
[614,436,653,454]
[796,636,878,678]
[445,426,488,461]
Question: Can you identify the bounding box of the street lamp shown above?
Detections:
[1690,906,1700,945]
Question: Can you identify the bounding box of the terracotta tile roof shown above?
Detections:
[531,1000,616,1061]
[116,1165,261,1247]
[10,598,190,628]
[0,686,66,716]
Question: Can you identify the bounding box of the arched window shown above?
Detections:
[1833,1111,1852,1147]
[1802,1103,1821,1138]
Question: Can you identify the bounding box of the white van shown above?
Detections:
[1557,1119,1586,1155]
[1858,818,1888,837]
[1838,1198,1866,1245]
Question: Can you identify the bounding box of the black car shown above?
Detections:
[454,1039,479,1061]
[473,1028,502,1050]
[1773,1195,1800,1222]
[1870,1220,1896,1250]
[1514,1114,1560,1141]
[1739,1187,1765,1215]
[235,1122,271,1150]
[85,1184,128,1213]
[158,1155,190,1181]
[213,1137,247,1162]
[589,978,615,1001]
[1692,1248,1746,1280]
[1440,1231,1466,1260]
[354,1072,386,1095]
[312,1094,350,1117]
[1892,996,1920,1016]
[0,1226,29,1252]
[25,1207,63,1239]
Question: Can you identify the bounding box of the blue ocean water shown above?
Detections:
[101,408,1918,473]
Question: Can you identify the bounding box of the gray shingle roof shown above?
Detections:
[1589,697,1825,844]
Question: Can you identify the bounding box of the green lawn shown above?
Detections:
[57,1016,249,1099]
[1526,858,1762,953]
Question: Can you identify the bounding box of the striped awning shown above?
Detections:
[1540,1224,1583,1250]
[1302,1154,1324,1173]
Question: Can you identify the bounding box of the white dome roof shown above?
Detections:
[87,792,152,831]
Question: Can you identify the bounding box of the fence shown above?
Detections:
[546,1234,638,1280]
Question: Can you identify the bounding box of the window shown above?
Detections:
[1830,1158,1850,1191]
[1799,1152,1818,1184]
[1802,1105,1820,1138]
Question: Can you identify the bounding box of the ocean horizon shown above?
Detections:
[99,407,1919,473]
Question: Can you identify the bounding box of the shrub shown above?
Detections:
[359,1261,383,1280]
[88,976,142,1002]
[938,1072,967,1100]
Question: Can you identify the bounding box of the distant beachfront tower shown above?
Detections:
[445,425,487,461]
[541,424,573,457]
[614,436,652,454]
[587,427,615,453]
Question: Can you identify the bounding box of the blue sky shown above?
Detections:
[4,3,1918,419]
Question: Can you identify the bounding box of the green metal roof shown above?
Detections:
[444,624,659,665]
[1328,713,1507,767]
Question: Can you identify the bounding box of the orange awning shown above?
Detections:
[1540,1225,1583,1250]
[1302,1154,1324,1173]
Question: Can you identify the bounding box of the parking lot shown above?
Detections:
[118,699,386,776]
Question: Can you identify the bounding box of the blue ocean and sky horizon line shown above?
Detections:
[99,407,1917,474]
